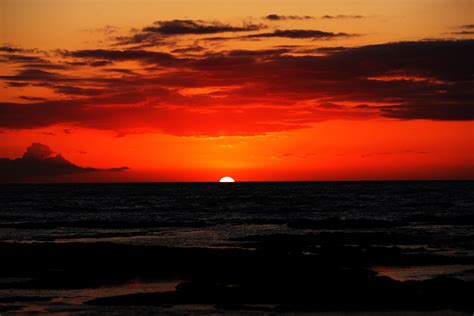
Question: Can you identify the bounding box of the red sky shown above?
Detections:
[0,0,473,182]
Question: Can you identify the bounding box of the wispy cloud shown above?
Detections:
[321,15,364,19]
[243,29,355,39]
[264,14,314,21]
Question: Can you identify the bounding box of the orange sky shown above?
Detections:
[0,0,473,182]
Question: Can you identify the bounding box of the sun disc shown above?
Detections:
[219,176,235,183]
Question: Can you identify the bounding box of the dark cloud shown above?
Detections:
[1,54,49,63]
[172,45,205,54]
[0,40,472,136]
[20,96,47,101]
[89,60,113,67]
[0,46,41,54]
[451,31,474,35]
[65,61,89,66]
[114,20,265,47]
[24,143,53,159]
[0,100,88,129]
[63,49,180,66]
[0,98,319,136]
[321,15,364,19]
[448,25,474,35]
[201,36,236,42]
[379,102,474,121]
[102,68,137,75]
[6,82,30,87]
[144,19,264,35]
[264,14,314,21]
[0,143,129,182]
[296,46,347,54]
[114,32,165,47]
[315,46,347,52]
[51,85,105,96]
[244,29,354,39]
[326,40,474,81]
[0,46,27,53]
[21,63,69,70]
[226,48,290,57]
[0,69,65,81]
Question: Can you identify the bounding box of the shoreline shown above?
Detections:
[1,241,473,313]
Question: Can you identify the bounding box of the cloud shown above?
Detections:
[20,63,69,70]
[115,19,265,47]
[226,48,290,56]
[102,68,137,75]
[449,25,474,35]
[326,40,474,81]
[314,46,347,52]
[113,32,165,47]
[379,102,474,121]
[244,29,354,39]
[19,96,47,101]
[24,143,53,159]
[0,46,41,54]
[321,15,364,19]
[0,46,27,53]
[63,49,180,66]
[144,19,263,35]
[264,14,314,21]
[0,143,128,182]
[6,82,30,87]
[1,54,49,63]
[89,60,113,67]
[0,69,65,81]
[451,31,474,35]
[172,45,205,54]
[0,40,472,136]
[50,84,105,96]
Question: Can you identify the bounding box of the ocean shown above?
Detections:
[2,181,473,248]
[1,181,473,314]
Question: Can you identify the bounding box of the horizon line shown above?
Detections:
[1,179,473,185]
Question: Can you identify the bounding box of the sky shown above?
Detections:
[0,0,473,182]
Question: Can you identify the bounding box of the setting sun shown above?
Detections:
[219,176,235,183]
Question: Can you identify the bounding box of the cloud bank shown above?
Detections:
[0,143,128,182]
[0,14,473,137]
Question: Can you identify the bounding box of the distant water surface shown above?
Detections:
[1,181,473,250]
